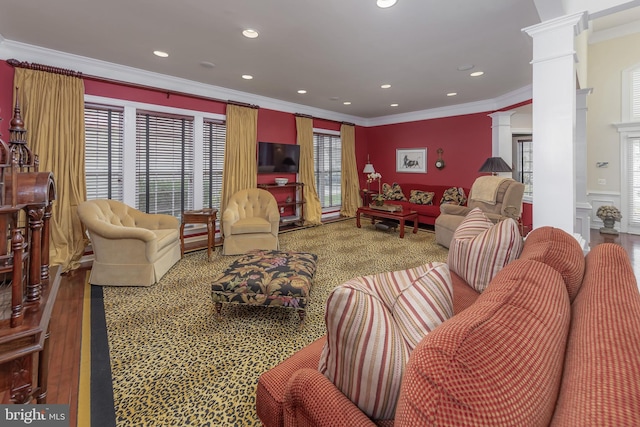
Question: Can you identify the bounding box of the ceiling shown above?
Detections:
[0,1,635,119]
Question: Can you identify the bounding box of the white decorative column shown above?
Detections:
[523,12,588,243]
[575,88,592,248]
[488,111,516,172]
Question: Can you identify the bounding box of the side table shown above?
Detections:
[181,208,218,261]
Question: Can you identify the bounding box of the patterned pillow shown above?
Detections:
[318,262,453,420]
[382,182,407,201]
[448,208,523,293]
[440,187,467,205]
[409,190,435,205]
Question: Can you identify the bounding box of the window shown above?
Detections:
[84,104,124,201]
[514,136,533,198]
[313,132,341,208]
[136,111,194,217]
[632,67,640,120]
[203,119,226,210]
[624,134,640,234]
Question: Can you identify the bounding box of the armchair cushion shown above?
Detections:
[230,217,273,234]
[448,208,523,293]
[318,262,453,420]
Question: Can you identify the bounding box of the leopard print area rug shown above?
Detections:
[102,218,448,426]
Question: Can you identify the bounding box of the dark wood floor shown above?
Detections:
[43,230,640,426]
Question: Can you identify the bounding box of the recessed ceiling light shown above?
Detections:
[153,50,169,58]
[390,103,399,107]
[242,29,259,38]
[297,90,307,94]
[447,92,457,97]
[200,61,215,69]
[330,96,340,101]
[470,71,484,77]
[457,64,474,71]
[343,101,352,105]
[242,74,253,80]
[377,0,398,8]
[381,84,391,89]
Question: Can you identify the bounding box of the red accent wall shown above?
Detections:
[363,113,492,190]
[0,60,529,217]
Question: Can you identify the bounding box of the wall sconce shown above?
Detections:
[478,157,512,175]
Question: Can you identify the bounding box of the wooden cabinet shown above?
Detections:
[258,182,305,229]
[0,97,59,404]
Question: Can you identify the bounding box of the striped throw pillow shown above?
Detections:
[448,208,523,293]
[318,262,453,420]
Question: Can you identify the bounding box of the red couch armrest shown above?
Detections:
[283,368,383,427]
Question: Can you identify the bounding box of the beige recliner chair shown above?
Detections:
[77,199,181,286]
[222,188,280,255]
[435,176,525,248]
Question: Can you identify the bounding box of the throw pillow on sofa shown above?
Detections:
[440,186,467,205]
[318,262,453,420]
[382,182,407,201]
[409,189,435,205]
[448,208,523,293]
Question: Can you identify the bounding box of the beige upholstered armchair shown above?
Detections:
[77,199,181,286]
[435,177,525,248]
[222,188,280,255]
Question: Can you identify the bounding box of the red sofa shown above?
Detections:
[377,184,469,226]
[256,227,640,426]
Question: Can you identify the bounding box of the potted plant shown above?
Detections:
[596,205,621,234]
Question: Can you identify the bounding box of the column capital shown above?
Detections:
[523,11,588,38]
[488,111,516,127]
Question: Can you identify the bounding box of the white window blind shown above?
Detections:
[627,137,640,227]
[203,119,226,210]
[632,68,640,120]
[313,133,341,208]
[84,104,124,201]
[136,111,194,217]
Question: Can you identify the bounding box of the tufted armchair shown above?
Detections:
[435,176,525,248]
[222,188,280,255]
[77,199,181,286]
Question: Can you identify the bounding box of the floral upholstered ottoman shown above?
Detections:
[211,250,318,321]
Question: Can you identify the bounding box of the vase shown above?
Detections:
[600,217,618,235]
[374,198,385,206]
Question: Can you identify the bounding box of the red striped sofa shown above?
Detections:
[256,226,640,426]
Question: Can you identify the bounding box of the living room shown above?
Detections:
[0,1,639,426]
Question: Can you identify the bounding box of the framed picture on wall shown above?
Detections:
[396,148,427,173]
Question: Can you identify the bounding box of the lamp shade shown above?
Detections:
[478,157,512,173]
[363,163,375,174]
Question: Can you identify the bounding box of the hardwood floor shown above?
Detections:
[44,229,640,426]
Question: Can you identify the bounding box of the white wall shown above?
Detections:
[587,31,640,227]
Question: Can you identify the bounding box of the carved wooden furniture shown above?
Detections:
[0,96,58,404]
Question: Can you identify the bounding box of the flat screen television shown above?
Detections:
[257,142,300,174]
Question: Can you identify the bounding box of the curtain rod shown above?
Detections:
[7,58,83,78]
[7,58,259,109]
[295,112,355,127]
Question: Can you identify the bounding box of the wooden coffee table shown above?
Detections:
[356,206,418,238]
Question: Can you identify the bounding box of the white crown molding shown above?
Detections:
[588,18,640,43]
[364,85,532,127]
[0,37,532,128]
